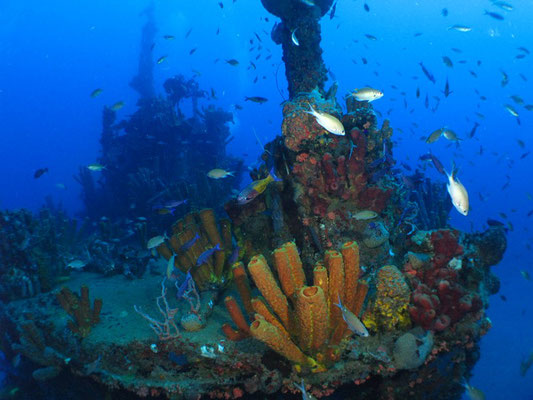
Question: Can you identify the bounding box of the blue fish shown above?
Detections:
[180,233,200,252]
[196,244,221,266]
[228,245,240,265]
[176,271,192,298]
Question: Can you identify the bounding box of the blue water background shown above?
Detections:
[0,0,532,398]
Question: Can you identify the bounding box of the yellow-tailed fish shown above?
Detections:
[351,210,378,220]
[306,104,345,136]
[350,87,384,102]
[463,382,485,400]
[87,163,106,171]
[90,88,103,98]
[237,168,281,204]
[88,163,106,171]
[291,28,300,46]
[504,104,519,117]
[446,167,469,216]
[207,168,234,179]
[146,235,166,249]
[294,379,315,400]
[442,128,461,142]
[448,25,472,32]
[157,55,167,64]
[111,101,124,111]
[166,254,176,280]
[334,295,369,337]
[67,260,86,270]
[426,128,443,144]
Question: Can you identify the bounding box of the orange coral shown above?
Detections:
[223,241,367,372]
[159,209,235,290]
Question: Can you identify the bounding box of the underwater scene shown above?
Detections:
[0,0,532,399]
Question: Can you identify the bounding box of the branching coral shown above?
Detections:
[223,241,368,372]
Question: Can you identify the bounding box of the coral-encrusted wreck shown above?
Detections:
[0,0,508,399]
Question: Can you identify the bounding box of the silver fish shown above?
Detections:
[334,296,369,337]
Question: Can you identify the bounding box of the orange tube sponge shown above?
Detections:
[232,262,253,315]
[313,262,329,302]
[199,208,223,248]
[223,296,250,337]
[273,247,298,298]
[251,297,289,336]
[295,286,329,352]
[341,241,360,311]
[282,242,306,289]
[353,280,369,316]
[250,318,310,366]
[248,255,290,328]
[156,243,173,260]
[220,218,233,250]
[324,250,345,332]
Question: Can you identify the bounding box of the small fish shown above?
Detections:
[226,59,239,66]
[90,88,103,98]
[520,351,533,377]
[55,183,66,189]
[446,167,469,216]
[463,382,485,400]
[425,128,443,144]
[363,3,369,12]
[442,128,461,142]
[156,55,167,64]
[448,25,472,32]
[334,296,369,337]
[441,8,448,16]
[147,235,166,249]
[237,168,281,204]
[294,380,314,400]
[329,2,336,19]
[176,271,193,298]
[493,1,513,11]
[500,70,509,86]
[420,153,445,175]
[349,87,383,102]
[442,56,453,68]
[180,233,200,252]
[306,104,345,135]
[365,34,377,41]
[521,270,531,281]
[291,28,300,46]
[155,207,175,215]
[504,104,519,117]
[34,168,49,179]
[468,122,480,138]
[87,163,106,171]
[351,210,378,220]
[67,260,87,270]
[163,35,175,40]
[110,101,124,111]
[484,10,504,20]
[207,168,234,179]
[299,0,315,6]
[442,77,452,97]
[419,62,436,84]
[244,96,268,104]
[166,254,177,279]
[196,244,221,266]
[162,199,188,208]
